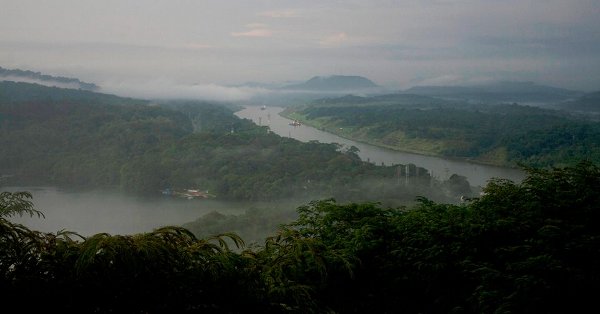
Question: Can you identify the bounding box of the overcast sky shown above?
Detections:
[1,0,599,99]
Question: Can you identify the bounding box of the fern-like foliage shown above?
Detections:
[0,191,43,218]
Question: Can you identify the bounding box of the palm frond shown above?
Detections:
[0,191,44,218]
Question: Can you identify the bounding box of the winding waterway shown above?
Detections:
[5,105,525,236]
[235,105,525,187]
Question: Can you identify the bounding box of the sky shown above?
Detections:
[1,0,599,100]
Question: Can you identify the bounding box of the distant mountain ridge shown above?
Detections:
[0,66,99,91]
[282,75,379,91]
[404,81,582,103]
[558,91,600,112]
[310,93,450,108]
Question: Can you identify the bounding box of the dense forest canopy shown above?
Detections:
[0,81,466,205]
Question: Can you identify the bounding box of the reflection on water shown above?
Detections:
[3,186,247,236]
[235,105,525,187]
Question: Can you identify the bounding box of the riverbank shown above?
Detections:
[235,105,526,187]
[279,108,517,169]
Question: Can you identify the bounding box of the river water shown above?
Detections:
[235,105,525,187]
[3,186,248,236]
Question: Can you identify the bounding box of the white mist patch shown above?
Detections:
[100,79,272,102]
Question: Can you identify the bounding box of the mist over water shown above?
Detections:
[4,186,248,236]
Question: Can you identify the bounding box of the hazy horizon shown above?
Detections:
[1,0,599,101]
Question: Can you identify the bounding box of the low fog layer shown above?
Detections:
[100,79,271,102]
[100,78,387,102]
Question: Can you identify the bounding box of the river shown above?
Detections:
[235,105,525,187]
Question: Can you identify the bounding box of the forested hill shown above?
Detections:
[282,75,379,91]
[282,94,600,167]
[0,80,140,105]
[0,66,99,91]
[404,81,582,104]
[310,93,449,107]
[0,82,465,204]
[558,90,600,113]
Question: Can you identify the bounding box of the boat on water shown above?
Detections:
[260,105,266,110]
[289,120,301,126]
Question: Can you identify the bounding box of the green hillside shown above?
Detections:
[1,82,461,204]
[282,94,600,167]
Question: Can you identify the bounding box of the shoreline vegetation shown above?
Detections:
[279,99,600,169]
[279,108,518,168]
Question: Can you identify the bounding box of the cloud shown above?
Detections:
[413,75,495,86]
[231,23,273,37]
[2,1,599,91]
[181,43,214,50]
[414,74,464,86]
[245,23,268,29]
[259,10,298,18]
[100,79,271,102]
[319,32,348,47]
[231,29,273,37]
